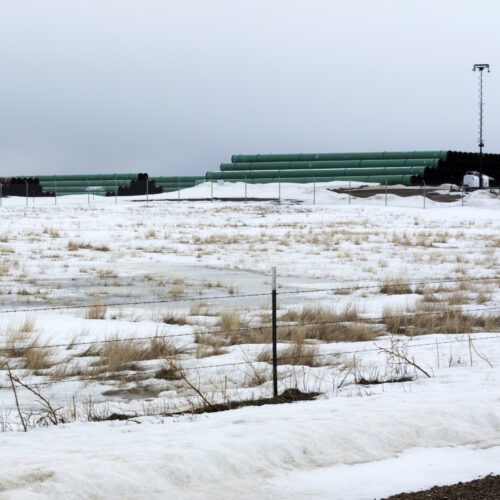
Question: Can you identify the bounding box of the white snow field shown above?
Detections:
[0,181,499,499]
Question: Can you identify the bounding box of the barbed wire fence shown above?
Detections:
[0,274,499,426]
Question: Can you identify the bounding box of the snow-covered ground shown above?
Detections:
[0,181,498,499]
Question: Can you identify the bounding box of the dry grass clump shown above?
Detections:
[1,317,37,358]
[194,329,228,357]
[279,305,379,342]
[379,279,413,295]
[257,342,320,367]
[216,311,252,345]
[162,312,188,325]
[226,325,268,345]
[0,320,53,372]
[67,240,110,252]
[170,283,185,298]
[219,311,241,331]
[381,301,498,336]
[447,291,469,306]
[476,288,493,305]
[21,338,53,371]
[94,336,178,372]
[86,298,107,320]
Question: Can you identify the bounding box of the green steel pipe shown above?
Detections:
[231,151,448,163]
[45,186,109,193]
[206,166,426,180]
[220,159,439,171]
[36,174,140,182]
[151,176,204,183]
[40,180,133,188]
[219,174,415,185]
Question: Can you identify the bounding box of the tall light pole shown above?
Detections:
[473,63,490,188]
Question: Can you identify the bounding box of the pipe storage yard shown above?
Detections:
[2,150,499,196]
[208,150,500,186]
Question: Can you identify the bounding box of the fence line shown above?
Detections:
[1,305,499,354]
[0,275,498,315]
[1,334,498,392]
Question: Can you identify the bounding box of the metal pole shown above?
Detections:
[473,64,490,189]
[271,266,278,398]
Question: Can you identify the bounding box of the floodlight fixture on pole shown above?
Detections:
[472,63,490,188]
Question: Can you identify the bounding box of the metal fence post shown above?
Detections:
[272,266,278,398]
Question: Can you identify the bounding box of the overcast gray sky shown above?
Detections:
[0,0,499,176]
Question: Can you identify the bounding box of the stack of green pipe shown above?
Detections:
[35,173,141,196]
[207,175,414,185]
[231,151,448,163]
[211,151,449,186]
[207,166,427,181]
[220,159,440,171]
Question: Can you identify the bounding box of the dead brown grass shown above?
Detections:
[381,301,499,336]
[279,305,380,342]
[86,298,107,320]
[379,279,413,295]
[94,336,179,372]
[257,342,321,367]
[22,338,52,371]
[162,312,188,325]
